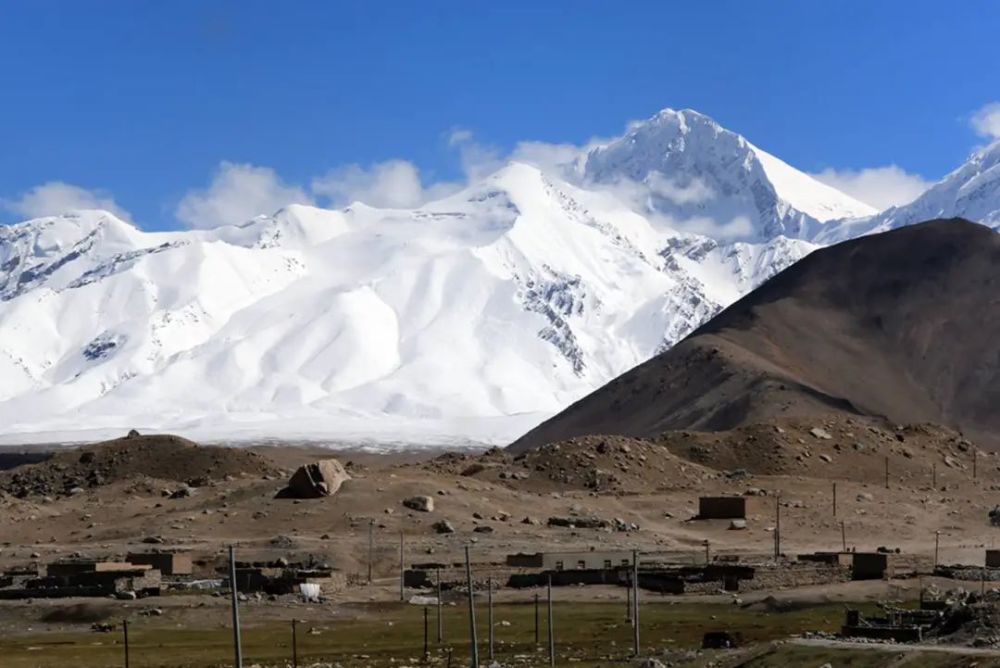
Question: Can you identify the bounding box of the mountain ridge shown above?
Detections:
[2,108,999,446]
[510,218,1000,452]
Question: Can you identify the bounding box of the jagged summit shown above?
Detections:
[584,108,876,241]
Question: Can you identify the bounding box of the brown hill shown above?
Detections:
[0,432,279,497]
[511,219,1000,452]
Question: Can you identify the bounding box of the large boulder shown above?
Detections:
[403,495,434,512]
[282,459,350,499]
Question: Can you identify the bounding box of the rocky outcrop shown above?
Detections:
[403,495,434,512]
[281,459,350,499]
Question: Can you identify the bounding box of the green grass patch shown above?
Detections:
[0,599,883,667]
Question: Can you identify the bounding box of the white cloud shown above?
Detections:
[446,127,504,181]
[446,128,473,146]
[646,173,715,205]
[809,165,931,210]
[681,214,754,239]
[173,130,606,226]
[509,141,583,174]
[2,181,132,221]
[176,162,312,229]
[971,102,1000,140]
[311,160,459,209]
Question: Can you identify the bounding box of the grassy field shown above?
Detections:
[745,644,1000,667]
[0,598,885,667]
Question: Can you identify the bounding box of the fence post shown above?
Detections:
[122,618,130,668]
[626,575,632,623]
[547,575,555,667]
[632,549,640,657]
[292,618,298,668]
[424,606,429,663]
[368,519,374,584]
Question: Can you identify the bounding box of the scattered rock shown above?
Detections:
[729,519,747,530]
[432,520,455,534]
[810,427,833,440]
[461,463,486,476]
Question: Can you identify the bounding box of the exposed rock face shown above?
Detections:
[283,459,350,499]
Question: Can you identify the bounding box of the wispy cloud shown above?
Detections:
[312,160,460,209]
[2,181,132,221]
[971,101,1000,140]
[809,165,931,210]
[175,162,313,229]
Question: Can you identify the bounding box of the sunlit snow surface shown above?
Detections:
[1,109,992,448]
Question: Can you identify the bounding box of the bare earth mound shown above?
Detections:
[512,219,1000,452]
[0,432,279,498]
[427,435,714,494]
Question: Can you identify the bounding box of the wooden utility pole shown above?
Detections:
[932,463,937,488]
[547,575,555,668]
[841,521,847,552]
[631,549,640,657]
[292,618,298,668]
[935,531,941,568]
[464,545,479,668]
[487,576,494,662]
[832,482,837,517]
[534,592,540,645]
[228,545,243,668]
[437,569,443,643]
[399,531,405,602]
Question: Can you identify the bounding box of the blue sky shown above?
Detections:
[2,1,999,229]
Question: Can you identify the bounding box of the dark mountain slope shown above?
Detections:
[510,219,1000,452]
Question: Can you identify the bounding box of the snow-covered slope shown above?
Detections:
[0,107,898,447]
[815,139,1000,244]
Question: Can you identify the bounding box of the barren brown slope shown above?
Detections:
[511,219,1000,452]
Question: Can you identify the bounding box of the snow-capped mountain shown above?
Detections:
[584,109,876,240]
[815,139,1000,243]
[5,107,987,447]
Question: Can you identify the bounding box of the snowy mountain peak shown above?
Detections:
[6,107,998,447]
[584,108,875,242]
